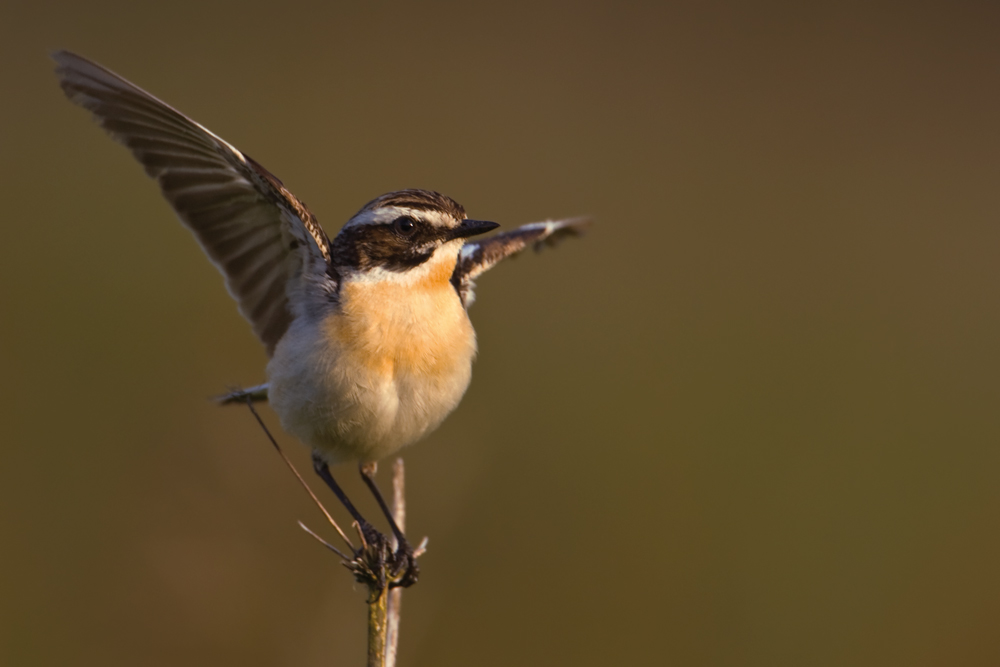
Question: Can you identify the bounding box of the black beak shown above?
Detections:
[449,218,500,240]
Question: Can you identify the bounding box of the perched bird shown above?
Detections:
[54,50,586,584]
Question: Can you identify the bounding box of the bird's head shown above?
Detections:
[330,190,498,280]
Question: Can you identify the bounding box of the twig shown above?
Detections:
[385,458,406,667]
[244,400,355,550]
[368,583,390,667]
[297,521,351,561]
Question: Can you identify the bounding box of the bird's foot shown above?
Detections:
[345,521,393,589]
[344,522,422,590]
[388,539,420,589]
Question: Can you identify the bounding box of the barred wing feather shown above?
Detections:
[452,217,589,308]
[53,50,332,356]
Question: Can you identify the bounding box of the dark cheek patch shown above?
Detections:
[332,224,441,273]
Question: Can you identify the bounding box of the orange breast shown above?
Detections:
[326,257,476,382]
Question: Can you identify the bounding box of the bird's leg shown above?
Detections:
[358,462,407,544]
[359,462,420,588]
[310,454,418,588]
[311,453,383,549]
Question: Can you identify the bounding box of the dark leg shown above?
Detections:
[359,462,420,588]
[312,453,381,545]
[359,462,407,545]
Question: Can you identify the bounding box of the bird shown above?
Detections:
[54,50,587,585]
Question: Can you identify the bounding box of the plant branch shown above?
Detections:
[367,583,390,667]
[244,400,355,550]
[385,458,406,667]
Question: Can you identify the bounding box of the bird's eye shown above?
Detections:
[393,216,417,237]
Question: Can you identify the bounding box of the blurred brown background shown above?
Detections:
[3,1,1000,665]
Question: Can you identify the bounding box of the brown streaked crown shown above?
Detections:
[358,189,466,221]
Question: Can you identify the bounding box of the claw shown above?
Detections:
[388,539,420,588]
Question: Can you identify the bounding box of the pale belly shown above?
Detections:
[266,277,477,463]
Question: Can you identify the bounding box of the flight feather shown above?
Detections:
[53,50,332,356]
[451,217,589,307]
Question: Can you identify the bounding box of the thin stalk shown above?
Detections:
[385,458,406,667]
[367,568,390,667]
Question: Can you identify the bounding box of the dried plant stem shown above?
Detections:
[367,583,390,667]
[369,458,408,667]
[385,458,406,667]
[244,400,354,551]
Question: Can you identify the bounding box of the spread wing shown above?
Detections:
[54,50,333,356]
[451,217,589,307]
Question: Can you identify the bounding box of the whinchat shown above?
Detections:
[55,50,587,585]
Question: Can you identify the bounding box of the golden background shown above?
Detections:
[2,1,999,665]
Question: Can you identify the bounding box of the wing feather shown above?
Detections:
[54,50,332,356]
[451,217,589,307]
